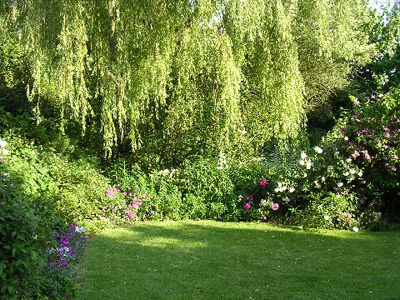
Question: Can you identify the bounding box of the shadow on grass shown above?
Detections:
[76,221,400,300]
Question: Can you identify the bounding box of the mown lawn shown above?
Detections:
[75,221,400,300]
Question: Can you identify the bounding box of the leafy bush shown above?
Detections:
[0,140,57,299]
[101,155,278,224]
[0,136,91,299]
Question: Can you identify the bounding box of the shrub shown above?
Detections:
[339,92,400,221]
[242,89,399,230]
[0,140,57,299]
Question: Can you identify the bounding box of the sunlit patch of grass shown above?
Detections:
[75,221,400,300]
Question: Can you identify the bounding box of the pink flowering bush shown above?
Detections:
[268,90,400,230]
[236,89,399,230]
[338,93,400,222]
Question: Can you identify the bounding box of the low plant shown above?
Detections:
[38,223,88,299]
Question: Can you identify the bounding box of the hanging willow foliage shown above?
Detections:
[9,0,374,165]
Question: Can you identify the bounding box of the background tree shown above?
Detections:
[352,1,400,98]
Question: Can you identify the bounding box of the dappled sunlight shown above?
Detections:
[76,221,400,300]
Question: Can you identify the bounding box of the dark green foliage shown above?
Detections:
[0,153,58,299]
[339,91,400,222]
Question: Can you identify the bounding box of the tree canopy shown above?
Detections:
[2,0,374,167]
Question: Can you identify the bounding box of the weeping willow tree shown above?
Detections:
[7,0,374,167]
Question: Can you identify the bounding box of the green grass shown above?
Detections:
[75,221,400,300]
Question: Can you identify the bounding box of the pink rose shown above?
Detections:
[259,180,267,187]
[243,203,251,210]
[248,196,254,202]
[272,203,279,211]
[263,216,267,221]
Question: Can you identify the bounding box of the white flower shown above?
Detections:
[0,141,6,147]
[298,226,303,230]
[334,151,340,157]
[315,184,321,189]
[304,173,307,178]
[274,183,287,193]
[289,187,295,193]
[321,176,326,183]
[358,171,363,177]
[2,149,9,155]
[344,172,349,176]
[337,182,344,188]
[327,166,333,170]
[346,158,352,163]
[353,227,359,232]
[350,169,356,175]
[324,215,330,221]
[300,159,305,165]
[314,146,323,154]
[283,197,290,203]
[344,136,349,141]
[301,151,307,159]
[306,161,312,170]
[32,151,35,155]
[75,226,86,233]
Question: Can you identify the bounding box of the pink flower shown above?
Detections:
[263,216,267,221]
[272,203,279,211]
[259,180,267,187]
[243,203,251,210]
[247,196,254,202]
[351,150,360,159]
